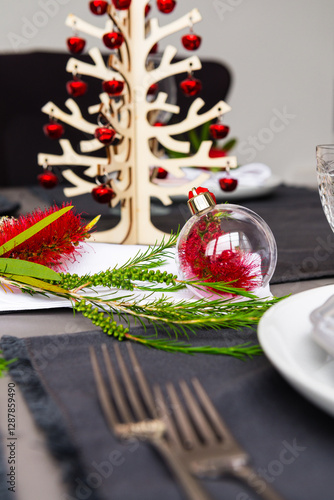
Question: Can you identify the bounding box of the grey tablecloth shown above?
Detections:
[1,328,334,500]
[33,184,334,285]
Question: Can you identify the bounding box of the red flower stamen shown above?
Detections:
[0,204,92,269]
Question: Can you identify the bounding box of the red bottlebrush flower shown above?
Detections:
[0,204,93,269]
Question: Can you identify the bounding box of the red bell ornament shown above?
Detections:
[157,0,176,14]
[92,185,116,204]
[102,79,124,96]
[179,76,202,97]
[112,0,131,9]
[147,83,159,96]
[37,171,59,189]
[145,4,151,16]
[210,123,230,140]
[219,177,238,192]
[149,43,158,55]
[156,168,168,179]
[89,1,108,15]
[154,167,168,179]
[94,127,116,145]
[181,33,202,51]
[43,122,64,139]
[66,36,86,54]
[66,79,88,97]
[102,32,124,50]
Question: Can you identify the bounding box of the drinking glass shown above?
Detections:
[316,145,334,232]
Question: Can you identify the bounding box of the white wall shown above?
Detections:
[1,0,333,187]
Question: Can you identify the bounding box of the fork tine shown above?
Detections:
[101,344,132,423]
[191,378,238,446]
[166,382,200,450]
[126,343,157,418]
[179,380,217,445]
[89,346,119,428]
[153,384,183,450]
[114,343,147,421]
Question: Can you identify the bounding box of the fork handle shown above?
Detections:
[153,438,214,500]
[232,465,286,500]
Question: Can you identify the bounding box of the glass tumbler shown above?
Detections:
[317,145,334,232]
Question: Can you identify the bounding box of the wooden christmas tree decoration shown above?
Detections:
[38,1,237,244]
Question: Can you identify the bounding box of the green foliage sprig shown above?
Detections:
[0,209,282,375]
[0,232,282,366]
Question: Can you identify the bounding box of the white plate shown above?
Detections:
[0,242,272,312]
[0,242,194,312]
[258,285,334,417]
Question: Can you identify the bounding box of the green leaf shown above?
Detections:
[165,148,188,159]
[7,275,69,294]
[0,205,73,257]
[0,259,61,281]
[200,120,212,143]
[188,128,201,151]
[221,138,237,152]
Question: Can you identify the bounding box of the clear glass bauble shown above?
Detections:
[175,204,277,299]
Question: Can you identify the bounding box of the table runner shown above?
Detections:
[1,328,334,500]
[33,184,334,285]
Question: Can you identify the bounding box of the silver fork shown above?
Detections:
[154,378,286,500]
[89,343,214,500]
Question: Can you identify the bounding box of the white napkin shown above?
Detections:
[151,163,272,190]
[310,295,334,357]
[183,163,271,186]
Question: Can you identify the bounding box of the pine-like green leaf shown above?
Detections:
[0,205,73,257]
[188,128,201,150]
[200,120,212,143]
[0,258,61,281]
[221,138,237,152]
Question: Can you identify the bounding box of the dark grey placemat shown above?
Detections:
[1,328,334,500]
[32,184,334,285]
[0,194,20,216]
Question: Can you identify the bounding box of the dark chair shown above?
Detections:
[0,51,232,187]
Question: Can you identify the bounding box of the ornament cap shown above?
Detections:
[187,187,216,216]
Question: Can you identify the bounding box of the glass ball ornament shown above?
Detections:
[175,187,277,299]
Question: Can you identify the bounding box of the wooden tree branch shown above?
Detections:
[41,100,96,135]
[107,4,130,42]
[149,45,201,86]
[146,92,180,115]
[65,14,112,40]
[66,48,119,81]
[155,98,231,137]
[148,142,238,172]
[37,139,109,170]
[147,8,202,48]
